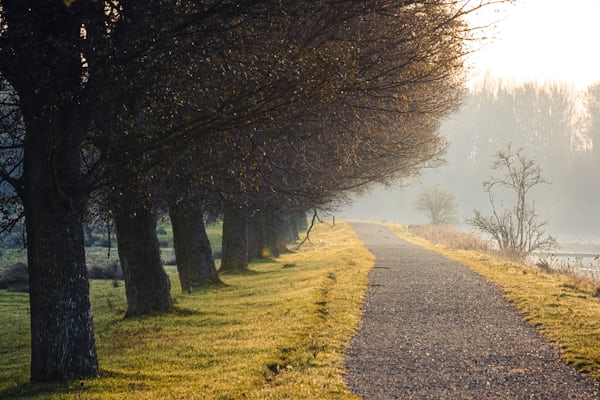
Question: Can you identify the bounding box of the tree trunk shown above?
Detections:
[3,1,100,381]
[114,204,173,317]
[169,201,222,291]
[278,212,300,244]
[25,192,99,382]
[25,201,99,382]
[261,210,283,257]
[247,214,265,259]
[23,115,98,382]
[219,203,248,272]
[295,210,308,232]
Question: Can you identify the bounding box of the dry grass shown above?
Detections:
[407,224,490,252]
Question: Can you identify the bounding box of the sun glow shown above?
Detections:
[467,0,600,90]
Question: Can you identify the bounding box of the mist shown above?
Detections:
[339,78,600,252]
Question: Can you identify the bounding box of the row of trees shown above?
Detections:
[0,0,501,382]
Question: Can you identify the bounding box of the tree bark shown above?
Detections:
[219,203,248,272]
[247,214,265,259]
[10,3,100,380]
[24,163,99,382]
[294,210,308,232]
[114,203,173,317]
[278,212,300,244]
[22,98,98,381]
[247,210,291,259]
[169,201,222,291]
[261,209,283,257]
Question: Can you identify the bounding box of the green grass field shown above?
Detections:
[0,222,371,399]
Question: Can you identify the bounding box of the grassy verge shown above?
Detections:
[0,222,371,399]
[386,223,600,379]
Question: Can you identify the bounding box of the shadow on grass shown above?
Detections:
[218,267,264,276]
[171,305,205,316]
[0,379,90,399]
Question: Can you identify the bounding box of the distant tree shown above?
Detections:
[584,82,600,161]
[467,145,558,257]
[415,186,458,225]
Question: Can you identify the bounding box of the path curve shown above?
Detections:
[344,222,600,399]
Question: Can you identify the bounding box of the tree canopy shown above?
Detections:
[0,0,501,381]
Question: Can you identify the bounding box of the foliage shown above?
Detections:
[0,263,28,292]
[159,0,484,218]
[414,186,459,225]
[0,0,511,381]
[467,144,558,257]
[0,222,372,399]
[0,248,27,265]
[87,264,123,281]
[388,223,600,379]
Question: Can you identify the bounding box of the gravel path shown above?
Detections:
[344,222,600,399]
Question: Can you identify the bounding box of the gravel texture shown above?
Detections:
[344,222,600,399]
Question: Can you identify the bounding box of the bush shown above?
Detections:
[0,260,125,292]
[0,262,29,292]
[88,262,123,280]
[1,232,25,248]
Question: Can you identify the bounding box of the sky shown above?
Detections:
[467,0,600,90]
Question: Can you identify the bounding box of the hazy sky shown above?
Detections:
[467,0,600,89]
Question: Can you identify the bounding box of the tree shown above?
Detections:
[584,82,600,161]
[0,0,508,381]
[220,202,249,273]
[0,0,282,380]
[0,2,100,381]
[415,186,458,225]
[468,145,558,257]
[212,0,491,269]
[169,198,222,291]
[111,182,173,317]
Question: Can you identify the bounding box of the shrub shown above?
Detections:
[0,262,29,292]
[535,258,553,273]
[88,262,123,280]
[0,231,25,248]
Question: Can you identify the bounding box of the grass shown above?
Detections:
[0,221,371,399]
[386,223,600,379]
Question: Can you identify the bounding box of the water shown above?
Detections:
[531,250,600,281]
